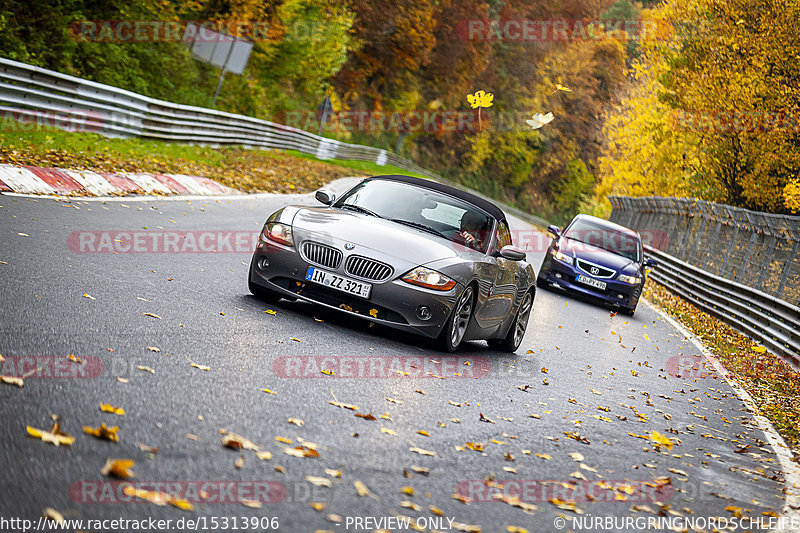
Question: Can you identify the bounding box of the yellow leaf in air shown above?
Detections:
[321,369,335,375]
[369,308,379,318]
[84,423,120,442]
[83,293,95,300]
[100,403,125,416]
[262,388,277,395]
[644,334,650,341]
[67,354,82,363]
[466,90,494,108]
[291,337,301,342]
[264,309,276,315]
[101,458,134,479]
[417,430,430,437]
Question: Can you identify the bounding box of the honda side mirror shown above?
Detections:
[547,225,560,238]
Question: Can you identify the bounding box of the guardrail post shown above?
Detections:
[757,235,777,291]
[776,239,798,299]
[737,232,758,284]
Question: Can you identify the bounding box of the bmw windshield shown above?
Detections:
[334,180,494,253]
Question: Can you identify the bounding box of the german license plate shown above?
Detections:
[576,274,607,290]
[306,266,372,298]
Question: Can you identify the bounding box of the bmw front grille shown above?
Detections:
[302,241,343,270]
[345,255,393,282]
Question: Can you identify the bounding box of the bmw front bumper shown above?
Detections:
[249,239,461,339]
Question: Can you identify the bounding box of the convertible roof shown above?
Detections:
[363,175,507,222]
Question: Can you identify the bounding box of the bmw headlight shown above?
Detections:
[402,267,457,291]
[618,273,642,285]
[550,249,573,265]
[262,222,294,246]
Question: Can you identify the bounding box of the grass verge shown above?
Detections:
[0,127,375,194]
[644,280,800,461]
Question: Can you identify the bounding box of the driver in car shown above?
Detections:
[459,211,486,251]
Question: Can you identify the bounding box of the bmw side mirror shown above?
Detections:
[644,257,658,267]
[499,245,526,261]
[547,225,560,238]
[315,189,335,205]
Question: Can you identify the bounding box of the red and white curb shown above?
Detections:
[0,163,239,197]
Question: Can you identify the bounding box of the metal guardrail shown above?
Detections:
[644,245,800,368]
[609,195,800,305]
[0,57,549,229]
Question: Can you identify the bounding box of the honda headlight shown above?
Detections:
[618,274,642,285]
[550,249,573,265]
[402,267,457,291]
[263,222,294,246]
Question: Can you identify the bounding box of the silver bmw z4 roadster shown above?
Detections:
[248,175,536,352]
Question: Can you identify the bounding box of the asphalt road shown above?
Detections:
[0,184,789,533]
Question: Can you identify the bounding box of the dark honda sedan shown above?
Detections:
[536,214,656,315]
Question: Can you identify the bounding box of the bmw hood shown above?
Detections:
[290,207,461,264]
[559,238,637,272]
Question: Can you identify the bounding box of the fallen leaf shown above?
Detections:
[262,388,277,395]
[381,427,397,436]
[222,432,260,451]
[240,499,261,509]
[409,446,435,456]
[146,346,160,352]
[137,365,154,374]
[288,418,304,426]
[1,375,23,387]
[306,475,332,488]
[83,423,120,442]
[101,458,135,479]
[355,412,377,421]
[141,312,162,319]
[42,508,65,525]
[26,422,74,446]
[310,502,326,511]
[329,400,358,410]
[123,486,193,511]
[256,451,272,461]
[100,403,125,416]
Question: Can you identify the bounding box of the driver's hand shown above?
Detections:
[461,231,476,244]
